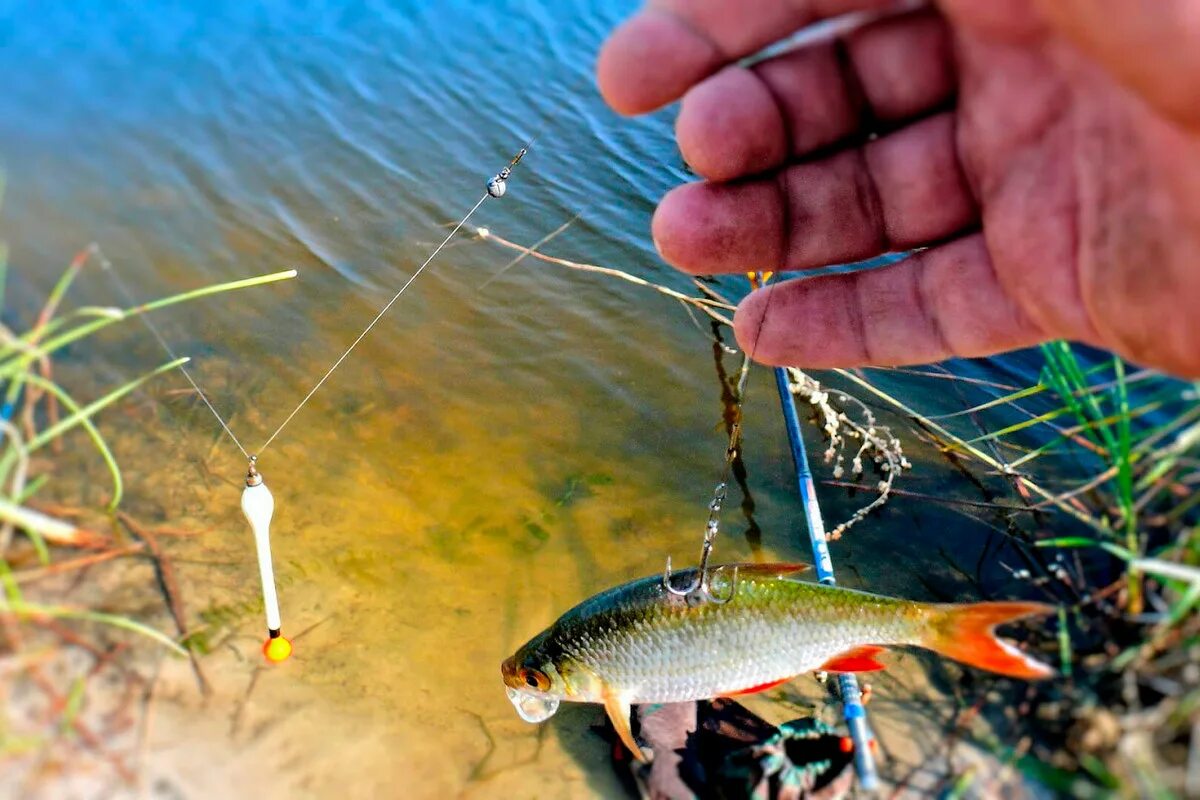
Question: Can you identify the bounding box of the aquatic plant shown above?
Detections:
[835,352,1199,797]
[0,225,294,779]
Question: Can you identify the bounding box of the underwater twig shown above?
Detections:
[117,512,209,695]
[13,544,145,586]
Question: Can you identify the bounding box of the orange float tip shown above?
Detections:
[263,635,293,663]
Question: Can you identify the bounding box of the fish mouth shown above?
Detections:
[505,686,560,723]
[500,655,520,686]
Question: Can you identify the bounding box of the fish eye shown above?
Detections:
[518,667,550,691]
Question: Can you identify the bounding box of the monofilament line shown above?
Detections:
[95,245,252,460]
[256,192,490,455]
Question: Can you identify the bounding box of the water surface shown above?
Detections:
[0,2,1051,796]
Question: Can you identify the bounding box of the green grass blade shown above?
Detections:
[25,357,188,453]
[0,557,23,605]
[0,269,296,378]
[59,677,87,736]
[21,373,123,509]
[0,357,187,491]
[960,406,1071,446]
[1036,537,1135,561]
[3,600,185,655]
[1057,605,1073,680]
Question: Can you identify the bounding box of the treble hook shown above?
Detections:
[663,556,739,605]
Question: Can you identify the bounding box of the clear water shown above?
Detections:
[0,2,1052,796]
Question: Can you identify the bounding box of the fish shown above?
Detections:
[501,563,1054,762]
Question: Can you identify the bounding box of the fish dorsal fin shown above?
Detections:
[819,645,888,673]
[603,689,647,763]
[734,562,810,579]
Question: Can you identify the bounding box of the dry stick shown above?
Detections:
[116,512,209,696]
[38,618,109,662]
[478,213,580,290]
[14,544,146,586]
[473,228,735,326]
[692,278,736,307]
[1025,465,1120,513]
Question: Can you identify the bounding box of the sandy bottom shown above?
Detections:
[3,354,1051,799]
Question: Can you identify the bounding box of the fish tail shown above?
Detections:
[921,601,1055,680]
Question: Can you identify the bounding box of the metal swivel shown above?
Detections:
[487,166,512,198]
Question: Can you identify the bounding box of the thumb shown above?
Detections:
[1033,0,1200,130]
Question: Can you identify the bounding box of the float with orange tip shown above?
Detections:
[241,457,292,663]
[501,563,1054,762]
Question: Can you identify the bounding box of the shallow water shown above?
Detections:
[1,2,1055,797]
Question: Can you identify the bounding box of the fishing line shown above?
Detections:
[256,191,490,455]
[664,271,778,602]
[99,140,537,664]
[254,66,599,450]
[95,245,252,461]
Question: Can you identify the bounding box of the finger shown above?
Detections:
[654,113,976,275]
[597,0,899,115]
[733,235,1044,368]
[676,11,955,181]
[1031,0,1200,130]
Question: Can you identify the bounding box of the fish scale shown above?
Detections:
[503,562,1053,762]
[553,565,925,702]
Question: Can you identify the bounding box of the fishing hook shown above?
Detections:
[663,556,739,606]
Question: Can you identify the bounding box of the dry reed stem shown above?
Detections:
[471,227,735,326]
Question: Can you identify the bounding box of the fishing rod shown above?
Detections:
[663,268,880,788]
[99,146,530,663]
[774,365,880,790]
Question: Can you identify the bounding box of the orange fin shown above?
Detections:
[724,676,792,697]
[819,645,887,673]
[924,601,1055,680]
[603,690,646,763]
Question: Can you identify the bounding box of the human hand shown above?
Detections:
[597,1,1200,376]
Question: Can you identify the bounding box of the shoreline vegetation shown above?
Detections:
[0,240,295,788]
[475,228,1199,798]
[0,228,1195,797]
